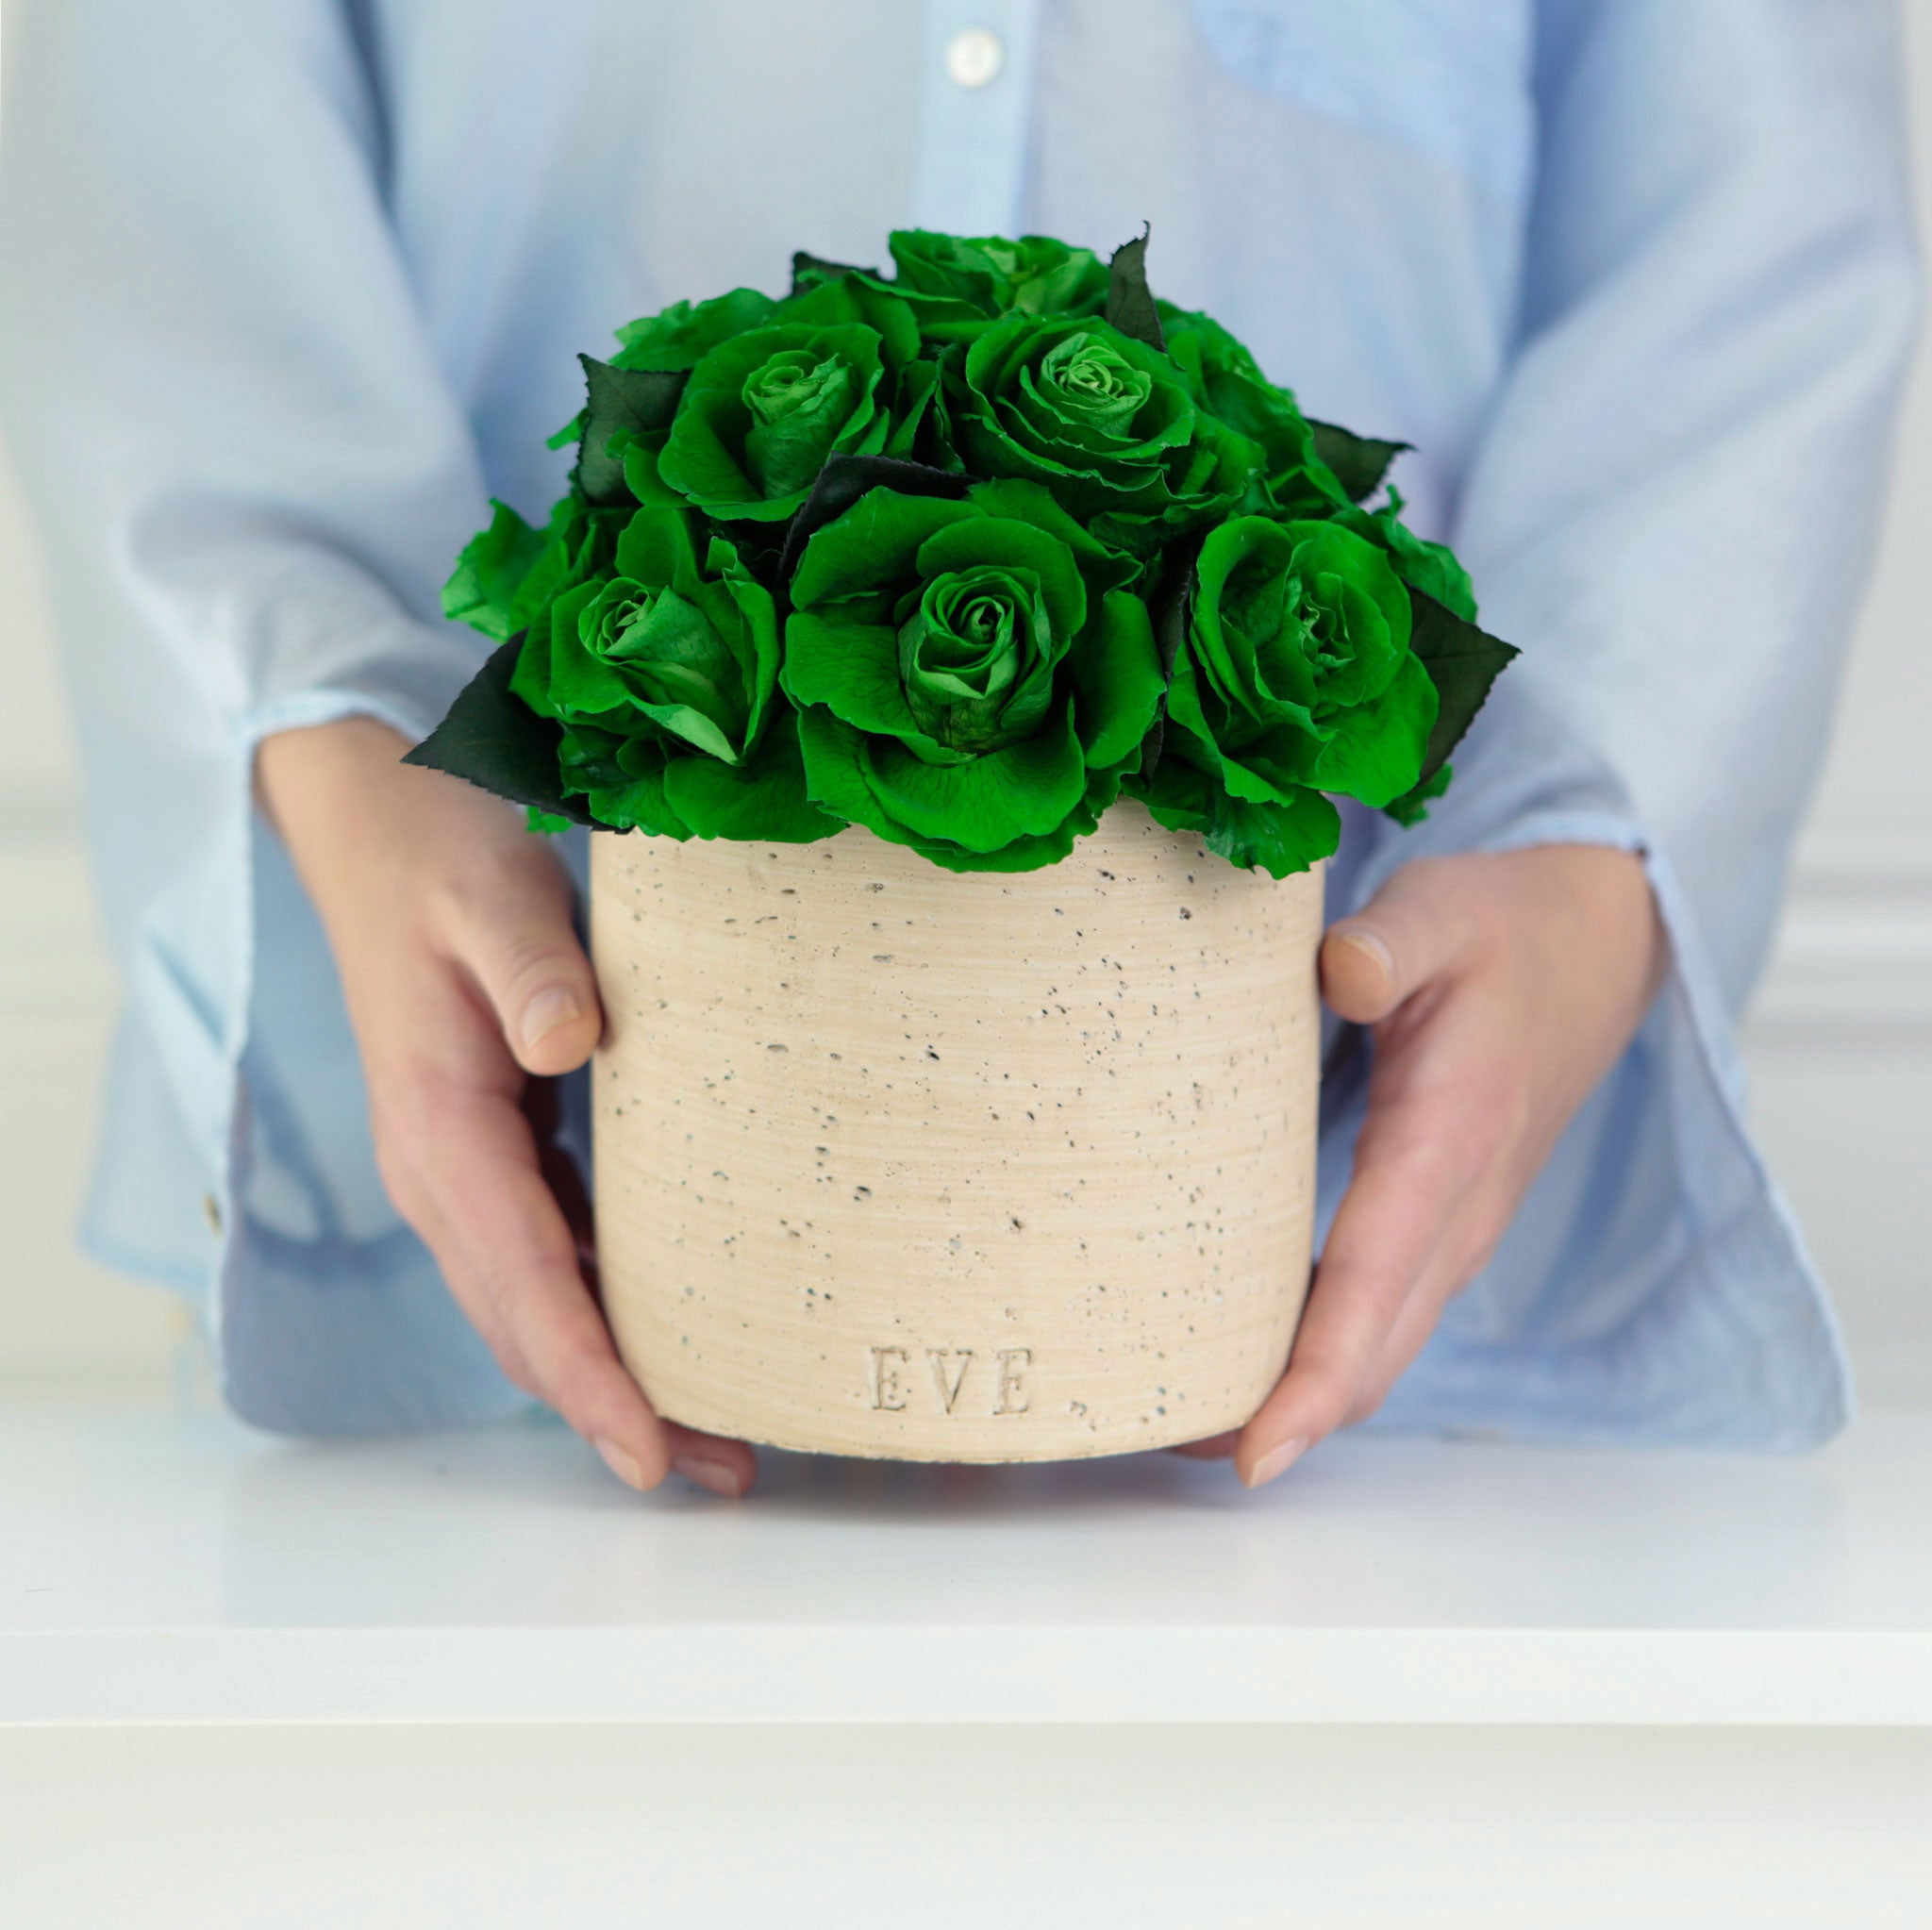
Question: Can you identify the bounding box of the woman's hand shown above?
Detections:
[255,717,756,1498]
[1186,844,1665,1487]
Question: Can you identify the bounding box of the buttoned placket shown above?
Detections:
[911,0,1041,237]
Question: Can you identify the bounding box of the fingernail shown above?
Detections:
[522,985,583,1052]
[1245,1436,1308,1489]
[675,1454,745,1500]
[593,1436,646,1491]
[1335,928,1395,984]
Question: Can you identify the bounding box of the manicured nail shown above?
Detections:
[1334,928,1395,985]
[522,986,583,1053]
[593,1436,646,1490]
[1245,1436,1308,1489]
[675,1454,746,1499]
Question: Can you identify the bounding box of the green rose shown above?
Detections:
[610,285,781,373]
[891,230,1108,315]
[951,312,1262,549]
[651,272,940,521]
[541,290,784,504]
[1157,317,1474,617]
[1157,305,1354,520]
[789,232,1108,346]
[510,505,837,842]
[415,227,1521,873]
[1127,517,1438,875]
[886,229,1108,336]
[1156,302,1474,618]
[648,321,888,521]
[575,308,934,518]
[781,478,1165,871]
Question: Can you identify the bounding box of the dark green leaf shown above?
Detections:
[1136,712,1166,785]
[1149,531,1203,681]
[790,249,872,296]
[1135,530,1204,782]
[1105,226,1165,353]
[402,636,592,825]
[1382,761,1452,827]
[576,357,689,507]
[1392,589,1521,804]
[1307,420,1410,504]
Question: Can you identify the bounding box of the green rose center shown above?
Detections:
[1280,564,1393,712]
[896,563,1053,754]
[592,583,655,646]
[1302,571,1355,674]
[742,348,854,427]
[585,574,749,755]
[741,347,859,499]
[1037,332,1151,437]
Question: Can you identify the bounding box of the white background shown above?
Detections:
[2,13,1929,1404]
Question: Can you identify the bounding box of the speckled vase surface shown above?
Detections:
[591,801,1324,1462]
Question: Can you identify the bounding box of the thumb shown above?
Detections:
[444,855,604,1077]
[1321,857,1474,1025]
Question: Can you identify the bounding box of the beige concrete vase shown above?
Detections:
[591,801,1323,1462]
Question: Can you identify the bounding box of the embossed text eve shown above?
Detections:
[867,1346,1031,1415]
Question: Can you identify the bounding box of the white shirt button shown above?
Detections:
[945,26,1006,90]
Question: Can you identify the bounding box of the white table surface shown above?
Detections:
[4,1401,1930,1727]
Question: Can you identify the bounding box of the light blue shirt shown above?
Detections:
[0,0,1918,1445]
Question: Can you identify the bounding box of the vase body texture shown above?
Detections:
[591,802,1323,1462]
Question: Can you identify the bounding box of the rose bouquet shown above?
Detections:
[408,230,1520,1462]
[411,230,1516,878]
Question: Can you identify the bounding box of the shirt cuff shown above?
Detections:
[80,673,531,1433]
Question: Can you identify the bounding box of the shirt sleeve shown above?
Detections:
[1454,0,1920,1004]
[0,0,520,1428]
[1321,0,1922,1447]
[0,0,491,760]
